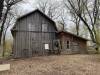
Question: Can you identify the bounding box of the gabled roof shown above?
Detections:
[58,31,88,41]
[18,9,52,22]
[16,9,57,31]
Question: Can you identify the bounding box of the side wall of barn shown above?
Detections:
[58,33,87,54]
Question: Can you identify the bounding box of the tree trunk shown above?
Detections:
[0,0,4,19]
[2,33,6,57]
[0,7,9,45]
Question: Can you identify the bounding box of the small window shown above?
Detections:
[42,23,48,32]
[44,44,49,50]
[66,41,70,49]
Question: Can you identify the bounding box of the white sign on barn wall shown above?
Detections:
[45,44,49,49]
[0,64,10,71]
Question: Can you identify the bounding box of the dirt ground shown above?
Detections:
[0,54,100,75]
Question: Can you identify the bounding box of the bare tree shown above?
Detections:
[0,0,21,56]
[64,0,86,36]
[60,8,68,31]
[37,0,62,20]
[70,12,81,35]
[0,0,21,45]
[2,13,16,56]
[64,0,100,52]
[0,0,4,20]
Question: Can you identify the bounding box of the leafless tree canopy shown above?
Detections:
[37,0,63,20]
[64,0,100,46]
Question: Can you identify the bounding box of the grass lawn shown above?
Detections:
[0,54,100,75]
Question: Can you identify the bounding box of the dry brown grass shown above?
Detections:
[0,54,100,75]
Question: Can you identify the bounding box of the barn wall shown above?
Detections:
[12,11,57,58]
[72,36,87,53]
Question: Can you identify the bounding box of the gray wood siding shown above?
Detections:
[12,11,57,58]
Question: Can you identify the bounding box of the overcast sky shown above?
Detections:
[15,0,36,15]
[14,0,65,16]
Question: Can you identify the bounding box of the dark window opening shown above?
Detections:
[67,41,70,49]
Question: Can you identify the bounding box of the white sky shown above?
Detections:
[15,0,36,15]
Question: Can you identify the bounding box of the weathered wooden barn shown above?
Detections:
[11,9,58,58]
[11,9,88,58]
